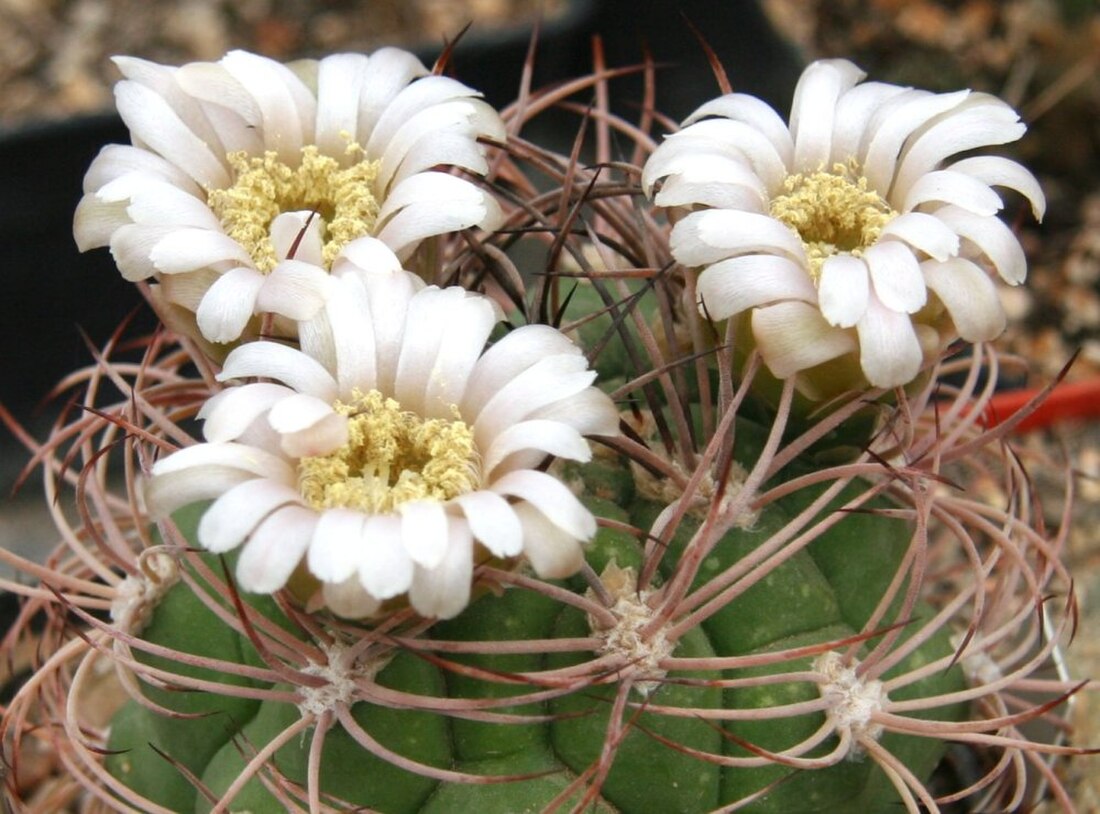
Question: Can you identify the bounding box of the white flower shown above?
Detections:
[143,248,619,620]
[74,48,506,344]
[643,59,1045,392]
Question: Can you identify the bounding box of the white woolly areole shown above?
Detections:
[588,561,674,697]
[298,644,390,717]
[110,550,180,634]
[814,651,887,758]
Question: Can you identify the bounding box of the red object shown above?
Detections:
[983,378,1100,432]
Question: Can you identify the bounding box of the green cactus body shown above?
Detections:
[106,449,967,813]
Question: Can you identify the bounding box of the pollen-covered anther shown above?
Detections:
[813,651,887,757]
[588,561,674,697]
[110,549,180,634]
[770,162,897,283]
[206,145,380,273]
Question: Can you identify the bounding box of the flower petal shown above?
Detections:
[879,212,960,261]
[150,228,254,273]
[482,419,591,477]
[358,515,412,600]
[513,502,584,579]
[933,205,1027,285]
[818,254,869,328]
[307,508,366,583]
[219,342,339,402]
[399,499,450,568]
[865,240,927,313]
[323,577,382,619]
[790,59,865,172]
[683,92,794,167]
[454,490,523,558]
[408,518,473,619]
[200,382,295,442]
[256,259,333,321]
[696,254,817,321]
[236,505,317,593]
[491,469,596,542]
[270,211,325,267]
[854,294,924,388]
[199,478,303,554]
[315,53,370,158]
[195,266,264,343]
[948,156,1045,221]
[900,169,1003,217]
[670,210,805,268]
[751,302,857,379]
[922,257,1006,341]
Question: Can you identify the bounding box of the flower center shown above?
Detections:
[207,145,381,273]
[298,389,480,514]
[770,162,896,281]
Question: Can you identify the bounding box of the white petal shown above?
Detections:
[472,356,595,451]
[528,386,620,439]
[454,491,523,558]
[176,61,261,129]
[278,412,348,459]
[315,53,370,158]
[74,196,130,251]
[358,515,412,600]
[408,518,473,620]
[683,92,794,167]
[125,182,222,230]
[790,59,865,172]
[321,272,378,396]
[376,173,503,261]
[420,293,499,418]
[110,224,171,281]
[854,295,923,388]
[307,508,366,583]
[151,441,294,482]
[270,211,325,267]
[933,205,1027,285]
[670,210,805,268]
[513,502,584,579]
[948,156,1045,221]
[198,478,303,553]
[195,266,264,343]
[219,342,339,401]
[200,382,295,442]
[491,469,595,541]
[219,50,315,162]
[860,89,970,194]
[653,168,768,211]
[696,254,816,321]
[236,506,317,593]
[256,259,333,321]
[900,169,1003,216]
[399,500,450,568]
[921,257,1006,341]
[663,118,789,192]
[893,95,1024,200]
[879,212,960,261]
[374,98,497,191]
[461,325,582,418]
[323,577,382,619]
[268,393,344,447]
[482,419,591,477]
[750,302,857,379]
[333,235,405,276]
[150,228,254,273]
[114,80,229,188]
[355,47,430,144]
[82,143,201,196]
[865,240,927,313]
[818,254,869,328]
[830,82,909,164]
[366,75,484,158]
[392,287,464,413]
[143,467,258,518]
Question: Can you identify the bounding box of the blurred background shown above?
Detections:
[1,1,1098,805]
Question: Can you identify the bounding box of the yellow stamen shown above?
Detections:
[298,390,480,514]
[207,144,380,273]
[770,161,896,282]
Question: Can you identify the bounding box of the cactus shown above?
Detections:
[0,50,1088,814]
